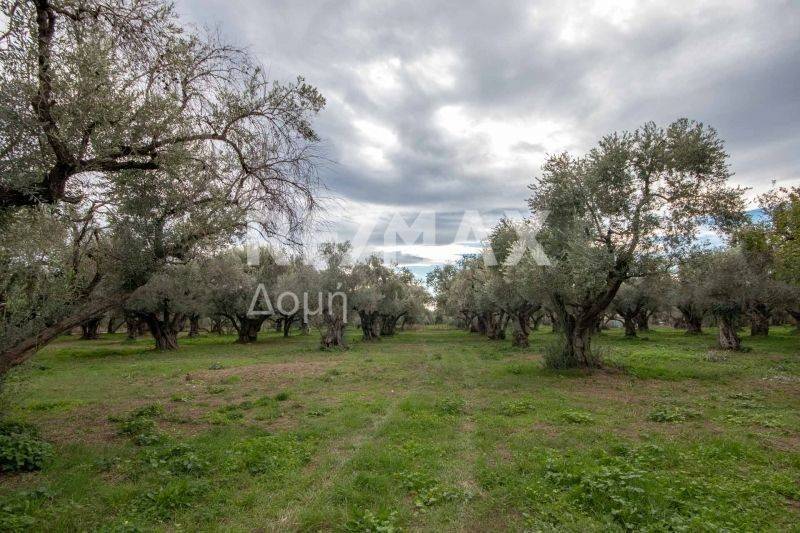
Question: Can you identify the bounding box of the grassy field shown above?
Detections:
[1,326,799,531]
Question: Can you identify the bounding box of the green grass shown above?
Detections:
[1,326,799,531]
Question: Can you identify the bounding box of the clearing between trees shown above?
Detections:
[1,326,798,531]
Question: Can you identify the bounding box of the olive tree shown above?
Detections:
[741,187,800,333]
[272,259,317,337]
[125,262,206,350]
[0,201,108,370]
[202,252,270,344]
[0,0,324,212]
[488,219,544,347]
[671,250,713,334]
[313,242,352,349]
[612,272,670,337]
[0,0,325,372]
[611,282,648,338]
[439,257,483,331]
[704,250,749,350]
[529,119,745,367]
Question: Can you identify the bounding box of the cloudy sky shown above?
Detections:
[176,0,800,274]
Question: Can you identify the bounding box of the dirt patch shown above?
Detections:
[37,406,119,446]
[193,359,341,383]
[759,433,800,453]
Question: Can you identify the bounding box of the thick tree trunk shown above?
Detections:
[320,311,347,349]
[560,314,598,368]
[0,295,119,375]
[359,311,381,341]
[282,316,293,337]
[380,314,403,336]
[678,305,704,335]
[476,315,488,335]
[80,317,102,340]
[125,315,139,340]
[717,316,742,350]
[549,275,623,369]
[511,310,530,348]
[188,315,200,338]
[635,310,650,332]
[684,316,703,335]
[749,305,770,337]
[235,316,266,343]
[485,312,506,340]
[142,312,182,351]
[622,316,637,337]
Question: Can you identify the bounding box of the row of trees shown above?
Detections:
[72,245,429,351]
[429,121,799,367]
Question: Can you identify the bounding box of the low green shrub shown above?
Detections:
[113,404,164,446]
[498,398,536,416]
[647,406,702,423]
[226,434,311,476]
[561,410,594,424]
[0,487,53,529]
[0,421,52,473]
[144,443,209,476]
[396,470,471,509]
[134,479,206,520]
[435,397,464,415]
[344,509,401,532]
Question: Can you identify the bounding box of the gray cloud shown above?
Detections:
[177,0,800,230]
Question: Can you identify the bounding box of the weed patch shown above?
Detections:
[133,479,207,520]
[112,404,165,446]
[498,398,536,416]
[0,421,52,472]
[226,434,311,476]
[647,406,702,423]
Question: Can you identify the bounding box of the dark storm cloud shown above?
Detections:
[176,0,800,217]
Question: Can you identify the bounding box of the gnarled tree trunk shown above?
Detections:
[548,312,561,333]
[635,309,651,332]
[233,315,267,343]
[717,316,741,350]
[678,304,704,335]
[380,313,404,336]
[320,311,347,349]
[622,315,637,338]
[748,304,770,337]
[80,317,102,340]
[188,315,200,338]
[125,315,140,340]
[140,309,184,351]
[359,310,381,341]
[484,312,506,340]
[511,310,531,348]
[560,313,598,368]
